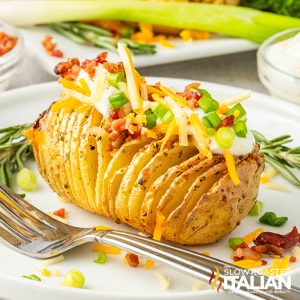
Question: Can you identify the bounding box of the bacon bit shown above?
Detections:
[125,253,139,268]
[145,259,155,269]
[111,119,126,133]
[290,256,297,263]
[41,35,64,58]
[219,115,234,128]
[261,260,268,266]
[251,244,283,256]
[178,82,201,109]
[233,242,248,250]
[81,59,98,78]
[103,61,124,73]
[110,109,120,120]
[0,31,18,56]
[129,124,142,139]
[96,52,108,64]
[54,57,81,81]
[232,247,262,261]
[201,252,210,256]
[254,226,299,250]
[53,208,66,219]
[243,228,264,244]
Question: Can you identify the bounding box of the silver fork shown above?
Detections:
[0,183,299,300]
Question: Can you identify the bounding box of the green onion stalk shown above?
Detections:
[0,124,33,190]
[1,1,300,43]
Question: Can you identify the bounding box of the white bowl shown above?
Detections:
[257,28,300,105]
[0,21,24,91]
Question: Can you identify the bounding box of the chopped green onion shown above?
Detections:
[62,270,85,288]
[233,121,248,138]
[259,212,288,227]
[228,237,244,249]
[145,109,157,129]
[202,111,221,128]
[206,128,216,136]
[94,251,107,264]
[198,89,219,113]
[215,127,235,150]
[226,103,247,119]
[16,168,37,191]
[152,103,174,124]
[120,26,135,38]
[109,91,129,109]
[22,274,41,281]
[108,71,126,88]
[248,200,263,216]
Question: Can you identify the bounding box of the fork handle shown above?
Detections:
[97,230,300,300]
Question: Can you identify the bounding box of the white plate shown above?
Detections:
[21,26,257,75]
[0,79,299,300]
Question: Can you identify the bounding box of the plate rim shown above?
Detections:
[0,79,299,299]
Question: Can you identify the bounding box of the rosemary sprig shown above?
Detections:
[0,124,33,190]
[49,22,156,55]
[252,130,300,187]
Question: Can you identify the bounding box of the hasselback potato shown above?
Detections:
[26,45,264,245]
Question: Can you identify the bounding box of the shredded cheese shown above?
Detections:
[40,255,65,266]
[153,212,166,241]
[117,43,143,114]
[189,113,211,159]
[154,272,171,290]
[260,167,277,184]
[146,85,165,96]
[191,280,207,291]
[263,183,290,192]
[223,150,240,185]
[95,225,112,231]
[261,257,290,276]
[93,244,122,255]
[160,119,176,151]
[243,228,264,244]
[161,96,189,146]
[219,90,251,108]
[159,85,188,107]
[145,259,155,269]
[40,268,51,277]
[233,259,263,269]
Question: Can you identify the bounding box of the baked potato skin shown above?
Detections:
[27,101,264,245]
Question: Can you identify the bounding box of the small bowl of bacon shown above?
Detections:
[0,21,24,91]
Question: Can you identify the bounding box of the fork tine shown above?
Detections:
[0,203,45,238]
[0,213,31,243]
[0,183,70,230]
[0,226,24,247]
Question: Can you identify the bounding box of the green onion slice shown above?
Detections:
[228,237,244,249]
[145,109,157,129]
[22,274,42,281]
[108,71,126,88]
[94,251,107,264]
[202,111,221,128]
[233,120,248,138]
[226,103,247,119]
[259,212,288,227]
[248,201,263,216]
[152,103,174,124]
[215,127,235,150]
[109,91,129,109]
[16,168,37,192]
[198,89,219,113]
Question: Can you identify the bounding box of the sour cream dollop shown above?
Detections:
[265,32,300,77]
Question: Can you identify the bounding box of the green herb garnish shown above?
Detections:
[259,212,288,226]
[0,124,33,190]
[252,130,300,187]
[198,89,219,113]
[248,200,263,216]
[109,91,129,109]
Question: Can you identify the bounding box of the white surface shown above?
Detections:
[21,26,258,74]
[0,79,299,300]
